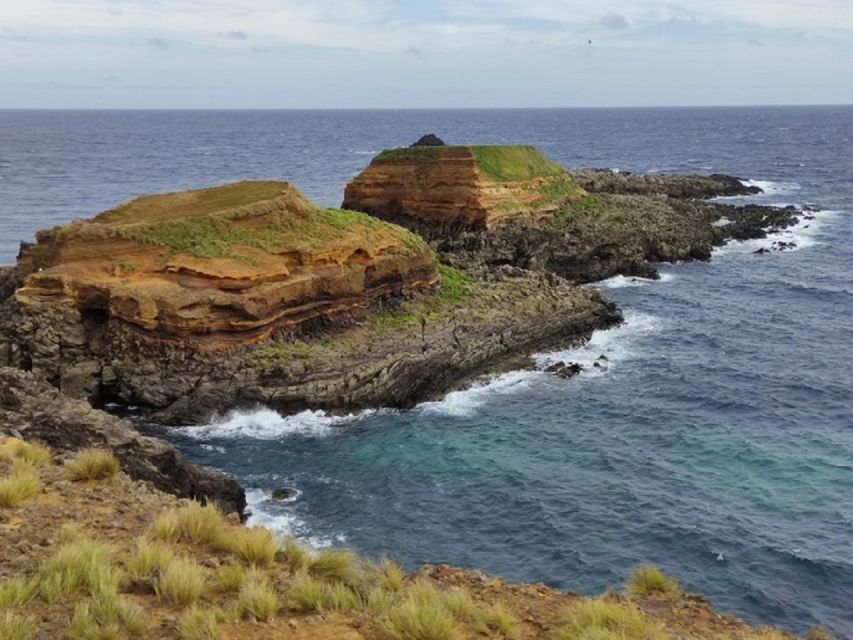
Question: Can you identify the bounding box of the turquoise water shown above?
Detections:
[1,107,851,636]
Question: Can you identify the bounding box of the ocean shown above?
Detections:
[1,107,851,636]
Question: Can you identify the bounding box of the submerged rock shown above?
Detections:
[545,361,583,378]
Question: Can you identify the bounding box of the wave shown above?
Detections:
[178,407,370,440]
[534,310,663,375]
[245,488,345,548]
[598,273,675,289]
[714,209,839,256]
[417,370,541,418]
[740,178,802,195]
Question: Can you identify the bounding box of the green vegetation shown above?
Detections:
[178,606,221,640]
[482,603,521,638]
[374,146,443,177]
[0,440,52,467]
[383,596,459,640]
[0,578,36,607]
[227,526,279,567]
[155,557,209,606]
[37,539,121,601]
[625,565,681,598]
[553,598,669,640]
[0,611,35,640]
[114,197,428,263]
[154,502,227,546]
[125,538,174,580]
[470,145,565,182]
[63,449,120,482]
[308,548,363,586]
[213,561,247,593]
[437,264,472,304]
[0,467,39,508]
[278,536,310,572]
[96,181,287,225]
[370,557,406,592]
[237,572,278,621]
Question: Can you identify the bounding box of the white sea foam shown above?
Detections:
[245,488,345,548]
[740,178,801,195]
[713,209,839,256]
[534,310,663,375]
[417,369,541,417]
[179,407,369,440]
[597,272,674,289]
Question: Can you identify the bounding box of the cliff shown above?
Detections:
[0,432,814,640]
[342,145,586,230]
[14,181,437,341]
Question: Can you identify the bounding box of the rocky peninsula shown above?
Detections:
[0,139,826,639]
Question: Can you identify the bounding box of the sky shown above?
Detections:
[1,0,852,108]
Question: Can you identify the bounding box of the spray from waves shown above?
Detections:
[417,370,541,418]
[245,488,345,548]
[713,209,839,257]
[597,272,675,290]
[177,407,371,440]
[534,310,663,374]
[740,179,802,195]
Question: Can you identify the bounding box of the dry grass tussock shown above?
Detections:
[63,448,120,481]
[625,565,681,598]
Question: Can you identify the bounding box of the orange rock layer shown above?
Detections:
[343,145,586,229]
[14,181,437,341]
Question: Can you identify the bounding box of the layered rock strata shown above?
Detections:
[343,145,586,230]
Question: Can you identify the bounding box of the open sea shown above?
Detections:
[1,107,851,637]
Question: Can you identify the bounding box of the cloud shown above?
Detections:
[0,26,29,41]
[598,13,628,30]
[406,46,423,56]
[219,30,248,40]
[747,37,764,46]
[146,36,169,50]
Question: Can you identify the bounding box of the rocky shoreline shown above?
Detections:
[0,143,804,509]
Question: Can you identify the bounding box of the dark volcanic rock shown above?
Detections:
[0,367,245,515]
[569,168,761,199]
[411,134,446,147]
[545,361,583,378]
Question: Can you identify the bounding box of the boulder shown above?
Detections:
[411,134,446,147]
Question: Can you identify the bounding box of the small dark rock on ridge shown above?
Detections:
[411,134,446,147]
[546,361,583,379]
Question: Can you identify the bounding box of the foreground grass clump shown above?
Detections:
[237,572,279,621]
[625,565,681,598]
[0,468,39,508]
[383,597,459,640]
[152,502,226,546]
[63,448,120,481]
[68,590,148,639]
[482,603,521,638]
[286,574,360,613]
[178,606,221,640]
[228,526,278,567]
[0,611,35,640]
[155,558,208,606]
[0,440,52,467]
[0,577,36,607]
[213,561,247,593]
[554,598,669,640]
[308,548,363,586]
[370,557,406,592]
[37,539,121,601]
[278,536,310,572]
[125,538,174,580]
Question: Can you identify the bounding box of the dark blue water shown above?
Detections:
[1,108,851,637]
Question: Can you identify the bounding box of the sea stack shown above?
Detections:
[342,144,585,230]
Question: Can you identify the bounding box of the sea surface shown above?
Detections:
[1,107,851,637]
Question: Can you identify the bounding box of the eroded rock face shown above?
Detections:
[343,145,585,230]
[0,367,245,514]
[14,180,437,341]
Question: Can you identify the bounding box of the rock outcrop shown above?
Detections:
[0,366,245,514]
[13,180,436,341]
[569,168,762,199]
[342,145,586,230]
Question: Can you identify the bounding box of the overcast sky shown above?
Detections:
[1,0,852,108]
